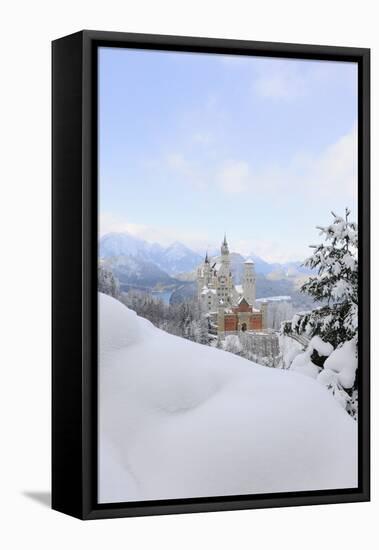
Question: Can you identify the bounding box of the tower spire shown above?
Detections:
[221,233,229,257]
[205,250,209,263]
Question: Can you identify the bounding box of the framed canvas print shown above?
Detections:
[52,30,370,520]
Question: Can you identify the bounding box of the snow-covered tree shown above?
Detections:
[196,317,210,345]
[98,262,120,298]
[281,209,359,419]
[298,208,358,348]
[223,335,243,356]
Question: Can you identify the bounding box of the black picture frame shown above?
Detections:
[52,30,370,520]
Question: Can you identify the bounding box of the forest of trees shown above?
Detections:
[120,289,210,345]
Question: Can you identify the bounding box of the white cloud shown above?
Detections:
[308,125,357,197]
[280,125,358,204]
[252,58,357,103]
[254,73,305,100]
[166,125,357,202]
[99,213,149,239]
[254,65,307,101]
[241,126,356,199]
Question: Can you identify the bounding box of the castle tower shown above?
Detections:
[218,234,233,305]
[197,251,211,299]
[203,251,210,281]
[221,234,230,265]
[219,234,231,276]
[242,258,256,307]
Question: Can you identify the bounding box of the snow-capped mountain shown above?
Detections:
[99,232,202,275]
[100,232,154,258]
[157,242,203,275]
[102,255,174,288]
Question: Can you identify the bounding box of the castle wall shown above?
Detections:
[224,315,238,332]
[249,314,263,331]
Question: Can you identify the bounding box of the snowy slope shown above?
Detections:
[99,293,357,503]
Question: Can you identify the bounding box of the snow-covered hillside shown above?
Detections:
[99,293,357,503]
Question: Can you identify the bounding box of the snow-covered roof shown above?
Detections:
[244,258,255,264]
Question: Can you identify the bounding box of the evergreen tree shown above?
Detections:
[198,317,210,345]
[281,209,359,419]
[298,208,358,348]
[98,262,120,298]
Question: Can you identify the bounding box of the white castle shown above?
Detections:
[196,234,256,309]
[196,235,266,334]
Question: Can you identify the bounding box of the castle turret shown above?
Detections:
[220,234,231,274]
[218,234,233,304]
[221,234,229,258]
[242,258,256,307]
[203,251,211,279]
[198,252,210,299]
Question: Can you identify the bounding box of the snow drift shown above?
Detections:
[99,293,357,503]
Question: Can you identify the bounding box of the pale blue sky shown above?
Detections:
[99,47,357,263]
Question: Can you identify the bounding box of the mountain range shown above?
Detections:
[100,232,203,276]
[99,231,309,277]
